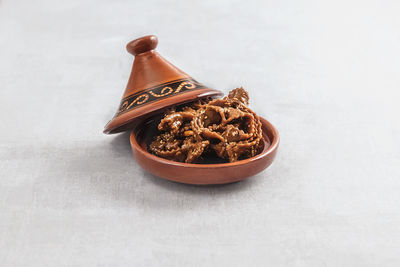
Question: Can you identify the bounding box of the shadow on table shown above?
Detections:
[109,131,133,158]
[135,169,265,211]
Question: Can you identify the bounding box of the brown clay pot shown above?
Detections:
[104,35,280,185]
[130,117,279,185]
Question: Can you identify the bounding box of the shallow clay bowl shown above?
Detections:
[130,117,279,185]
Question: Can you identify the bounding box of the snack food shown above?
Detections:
[149,88,263,163]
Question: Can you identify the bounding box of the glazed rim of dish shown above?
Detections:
[130,117,280,168]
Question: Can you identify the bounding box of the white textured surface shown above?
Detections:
[1,0,400,266]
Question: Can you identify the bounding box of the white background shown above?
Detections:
[1,0,400,266]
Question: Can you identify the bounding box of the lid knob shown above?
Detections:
[126,35,158,56]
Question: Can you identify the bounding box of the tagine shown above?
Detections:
[104,35,279,184]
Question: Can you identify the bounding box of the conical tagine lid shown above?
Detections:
[104,35,223,134]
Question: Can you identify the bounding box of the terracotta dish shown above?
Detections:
[130,117,279,185]
[104,35,280,185]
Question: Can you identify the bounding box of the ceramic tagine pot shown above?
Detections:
[104,35,279,185]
